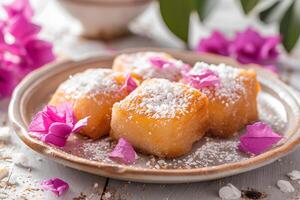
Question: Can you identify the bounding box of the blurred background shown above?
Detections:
[1,0,300,98]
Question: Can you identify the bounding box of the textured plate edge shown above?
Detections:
[8,48,300,183]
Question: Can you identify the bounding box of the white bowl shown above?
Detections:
[57,0,152,39]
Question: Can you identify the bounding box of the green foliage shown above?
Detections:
[194,0,217,22]
[239,0,260,14]
[259,0,281,24]
[158,0,300,53]
[279,1,300,52]
[159,0,193,43]
[158,0,215,44]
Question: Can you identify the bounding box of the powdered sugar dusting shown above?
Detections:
[58,68,123,100]
[190,62,247,105]
[119,52,187,81]
[59,90,287,170]
[117,79,200,119]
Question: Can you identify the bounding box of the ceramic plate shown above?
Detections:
[9,48,300,183]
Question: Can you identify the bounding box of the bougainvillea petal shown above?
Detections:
[4,0,34,19]
[229,27,281,65]
[0,67,17,98]
[28,111,47,133]
[0,0,55,100]
[41,178,69,196]
[238,122,283,155]
[42,134,67,147]
[109,138,137,164]
[121,74,138,93]
[57,103,76,124]
[196,30,231,56]
[183,68,221,89]
[48,122,73,138]
[28,104,88,147]
[25,39,55,69]
[149,57,174,69]
[72,117,89,133]
[7,14,41,42]
[43,105,66,123]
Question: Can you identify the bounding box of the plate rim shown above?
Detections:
[8,48,300,182]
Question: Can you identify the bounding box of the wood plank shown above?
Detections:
[0,126,108,200]
[105,148,300,200]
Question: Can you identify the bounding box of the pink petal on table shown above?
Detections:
[7,14,41,42]
[149,57,174,69]
[72,117,89,133]
[121,75,138,93]
[238,122,283,155]
[28,111,47,133]
[109,138,137,164]
[41,178,69,197]
[48,122,73,138]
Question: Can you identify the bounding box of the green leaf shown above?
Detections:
[280,1,300,52]
[159,0,193,43]
[240,0,260,14]
[259,0,281,24]
[194,0,217,22]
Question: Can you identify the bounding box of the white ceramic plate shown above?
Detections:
[9,48,300,183]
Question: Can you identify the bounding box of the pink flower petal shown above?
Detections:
[149,57,174,69]
[7,14,41,42]
[43,105,66,123]
[121,74,138,93]
[48,122,73,138]
[183,68,221,89]
[42,134,67,147]
[28,111,47,133]
[238,122,283,155]
[229,27,281,65]
[4,0,34,19]
[0,66,18,98]
[72,117,89,133]
[196,30,231,56]
[109,138,137,164]
[57,103,76,124]
[24,39,55,69]
[41,178,69,197]
[28,104,88,147]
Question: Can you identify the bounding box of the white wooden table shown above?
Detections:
[1,0,300,199]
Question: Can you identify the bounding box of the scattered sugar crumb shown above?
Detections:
[119,52,186,81]
[93,182,99,188]
[12,153,30,168]
[102,191,112,200]
[60,69,124,102]
[119,78,202,119]
[0,168,8,180]
[219,183,241,200]
[287,170,300,180]
[277,180,295,193]
[0,127,10,142]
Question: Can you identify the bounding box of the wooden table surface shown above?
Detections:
[1,0,300,199]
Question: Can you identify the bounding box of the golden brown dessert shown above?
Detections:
[185,62,260,137]
[110,78,208,158]
[49,68,133,139]
[112,52,189,82]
